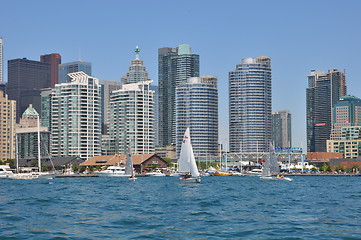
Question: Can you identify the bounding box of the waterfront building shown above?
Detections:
[40,88,52,129]
[16,104,50,159]
[306,69,346,152]
[0,37,3,84]
[150,84,159,147]
[175,76,218,157]
[40,53,61,87]
[101,135,116,155]
[109,80,155,154]
[0,90,16,161]
[51,72,101,159]
[121,46,151,84]
[7,58,51,121]
[330,95,361,140]
[229,56,272,153]
[100,80,122,134]
[272,110,292,149]
[327,139,361,159]
[158,43,199,147]
[341,126,361,140]
[59,61,91,83]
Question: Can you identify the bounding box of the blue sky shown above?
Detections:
[1,0,360,149]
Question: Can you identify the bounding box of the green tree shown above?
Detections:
[321,163,331,172]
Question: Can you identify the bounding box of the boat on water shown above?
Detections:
[125,147,137,181]
[178,127,201,183]
[213,171,233,176]
[0,165,13,178]
[145,169,166,177]
[246,168,263,176]
[97,165,128,177]
[260,144,293,181]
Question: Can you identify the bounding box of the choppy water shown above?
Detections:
[0,176,361,239]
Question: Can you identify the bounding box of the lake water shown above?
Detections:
[0,176,360,239]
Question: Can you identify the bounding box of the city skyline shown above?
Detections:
[1,0,360,150]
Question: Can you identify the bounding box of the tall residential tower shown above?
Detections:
[272,110,292,149]
[158,43,199,146]
[229,56,272,153]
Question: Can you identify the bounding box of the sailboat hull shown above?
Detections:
[179,176,201,183]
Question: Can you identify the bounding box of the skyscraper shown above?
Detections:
[229,56,272,153]
[0,90,16,161]
[51,72,101,159]
[40,53,61,87]
[0,37,3,84]
[158,43,199,146]
[330,95,361,140]
[176,76,218,157]
[306,69,346,152]
[109,81,155,154]
[272,110,292,148]
[109,48,155,154]
[59,61,92,83]
[100,80,122,134]
[7,58,51,121]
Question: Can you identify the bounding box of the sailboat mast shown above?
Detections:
[15,133,19,173]
[37,114,41,172]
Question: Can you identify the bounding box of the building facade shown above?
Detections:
[16,104,51,159]
[272,110,292,149]
[0,90,16,161]
[0,37,3,84]
[100,80,122,134]
[40,53,61,87]
[306,69,346,152]
[51,72,101,159]
[330,95,361,140]
[175,76,218,157]
[109,81,155,154]
[59,61,92,83]
[7,58,51,121]
[158,43,199,147]
[229,56,272,153]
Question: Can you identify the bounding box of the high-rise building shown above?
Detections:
[176,76,218,157]
[121,46,151,85]
[150,84,159,147]
[16,104,51,159]
[0,37,3,84]
[109,81,155,154]
[158,43,199,146]
[40,88,53,129]
[51,72,101,159]
[59,61,92,83]
[7,58,51,121]
[0,90,16,161]
[229,56,272,153]
[306,69,346,152]
[100,80,122,134]
[272,110,292,149]
[40,53,61,87]
[330,95,361,140]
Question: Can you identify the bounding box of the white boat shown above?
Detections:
[0,165,13,178]
[97,165,128,177]
[145,169,166,177]
[178,127,201,183]
[9,111,55,180]
[246,168,263,176]
[125,147,137,180]
[260,144,293,181]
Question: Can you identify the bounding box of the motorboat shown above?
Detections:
[246,168,263,176]
[0,165,13,178]
[97,166,129,177]
[145,170,166,177]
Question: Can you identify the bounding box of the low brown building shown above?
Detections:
[329,158,361,171]
[80,154,168,173]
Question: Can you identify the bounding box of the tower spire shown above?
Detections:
[135,45,140,60]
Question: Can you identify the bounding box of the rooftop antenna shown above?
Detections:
[135,45,140,60]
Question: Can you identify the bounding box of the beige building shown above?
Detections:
[327,139,361,159]
[0,90,16,161]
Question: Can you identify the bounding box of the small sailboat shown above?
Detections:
[125,147,137,181]
[260,144,293,181]
[178,128,201,183]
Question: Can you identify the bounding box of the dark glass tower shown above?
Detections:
[7,58,51,121]
[306,69,346,152]
[40,53,61,87]
[158,43,199,147]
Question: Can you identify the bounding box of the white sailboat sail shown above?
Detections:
[124,147,134,177]
[178,127,200,181]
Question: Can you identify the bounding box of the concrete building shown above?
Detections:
[158,43,199,147]
[306,69,346,152]
[0,37,3,84]
[100,80,122,134]
[59,61,91,83]
[229,56,272,153]
[175,76,218,157]
[0,90,16,161]
[40,53,61,87]
[272,110,292,148]
[121,46,151,85]
[16,104,50,159]
[109,81,155,154]
[51,72,101,159]
[7,58,51,121]
[330,95,361,140]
